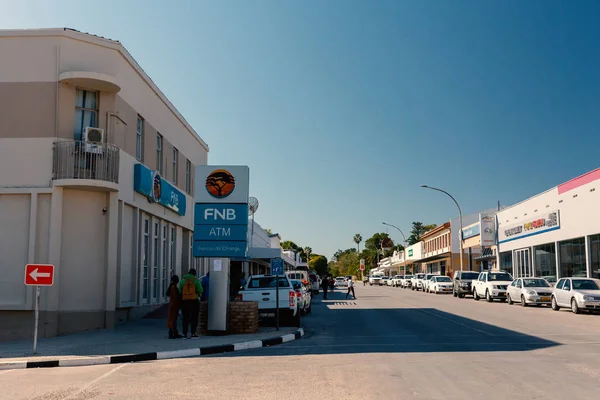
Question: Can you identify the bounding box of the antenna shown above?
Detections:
[248,197,259,216]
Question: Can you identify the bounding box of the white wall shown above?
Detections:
[248,219,271,249]
[0,138,54,187]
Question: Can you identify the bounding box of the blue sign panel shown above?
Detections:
[270,258,284,275]
[134,164,186,216]
[193,241,247,258]
[193,225,248,241]
[462,224,481,240]
[194,203,249,226]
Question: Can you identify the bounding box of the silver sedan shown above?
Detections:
[506,278,553,306]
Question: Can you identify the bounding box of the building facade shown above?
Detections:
[0,29,208,340]
[496,168,600,281]
[419,222,452,275]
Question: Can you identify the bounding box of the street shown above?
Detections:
[3,284,600,400]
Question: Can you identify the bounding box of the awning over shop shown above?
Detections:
[474,247,495,260]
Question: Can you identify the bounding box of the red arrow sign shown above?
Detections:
[24,264,54,286]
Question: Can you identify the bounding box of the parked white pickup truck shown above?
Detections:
[237,274,300,327]
[472,271,514,302]
[369,273,383,286]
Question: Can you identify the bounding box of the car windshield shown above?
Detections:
[416,274,424,278]
[436,276,452,282]
[523,279,550,288]
[488,273,512,281]
[572,280,600,290]
[336,277,344,281]
[248,277,290,288]
[405,275,413,279]
[461,272,479,279]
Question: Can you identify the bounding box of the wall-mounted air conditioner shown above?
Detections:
[83,127,104,154]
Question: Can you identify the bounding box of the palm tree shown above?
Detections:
[353,234,363,252]
[303,247,312,265]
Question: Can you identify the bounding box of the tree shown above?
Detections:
[353,234,363,252]
[309,254,328,276]
[264,228,273,235]
[407,222,437,245]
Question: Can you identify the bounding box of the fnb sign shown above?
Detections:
[194,203,249,226]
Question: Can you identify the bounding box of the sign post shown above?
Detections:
[360,258,365,281]
[270,258,284,331]
[24,264,54,354]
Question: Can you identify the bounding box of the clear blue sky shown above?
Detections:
[4,0,600,258]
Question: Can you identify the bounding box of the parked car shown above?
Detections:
[411,273,425,291]
[380,276,391,286]
[421,274,440,292]
[369,273,383,286]
[391,275,403,287]
[551,277,600,314]
[286,270,311,288]
[334,276,347,287]
[472,271,513,302]
[291,279,312,314]
[506,278,553,307]
[308,273,320,294]
[238,274,300,327]
[386,276,395,286]
[427,275,453,294]
[400,275,413,288]
[452,271,480,298]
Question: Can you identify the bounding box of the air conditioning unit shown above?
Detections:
[83,127,104,154]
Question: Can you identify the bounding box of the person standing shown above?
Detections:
[178,269,203,339]
[321,276,329,299]
[346,277,356,300]
[201,271,210,302]
[165,275,182,339]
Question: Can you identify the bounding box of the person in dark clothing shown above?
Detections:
[321,276,329,299]
[201,272,210,302]
[178,269,203,339]
[329,275,335,293]
[166,275,182,339]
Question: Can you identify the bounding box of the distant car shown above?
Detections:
[506,278,553,307]
[291,279,312,315]
[551,277,600,314]
[427,275,453,294]
[380,276,391,286]
[308,273,319,294]
[411,274,425,291]
[391,275,403,287]
[421,274,440,292]
[334,277,346,287]
[452,270,480,298]
[369,274,383,286]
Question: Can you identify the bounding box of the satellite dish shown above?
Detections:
[248,197,259,216]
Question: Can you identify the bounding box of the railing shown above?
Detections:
[52,140,120,184]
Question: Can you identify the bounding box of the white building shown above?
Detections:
[496,168,600,280]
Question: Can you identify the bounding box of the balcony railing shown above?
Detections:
[52,140,120,184]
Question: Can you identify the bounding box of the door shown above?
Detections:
[558,279,572,307]
[514,248,532,278]
[508,279,519,300]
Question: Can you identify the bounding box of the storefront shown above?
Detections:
[404,242,423,274]
[496,168,600,280]
[461,213,498,272]
[419,222,452,276]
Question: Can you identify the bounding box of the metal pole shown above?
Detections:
[382,222,408,276]
[420,185,464,271]
[275,273,279,331]
[33,286,40,354]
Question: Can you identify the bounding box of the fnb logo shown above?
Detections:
[204,208,237,221]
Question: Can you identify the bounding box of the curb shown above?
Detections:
[0,328,304,371]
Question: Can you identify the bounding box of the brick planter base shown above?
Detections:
[196,300,258,335]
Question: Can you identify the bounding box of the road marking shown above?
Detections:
[63,363,127,400]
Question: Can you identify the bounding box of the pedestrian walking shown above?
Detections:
[329,275,335,294]
[345,277,356,300]
[178,269,203,339]
[321,276,329,299]
[166,275,182,339]
[201,271,210,302]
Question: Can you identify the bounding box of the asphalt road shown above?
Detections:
[3,284,600,399]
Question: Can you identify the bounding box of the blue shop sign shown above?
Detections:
[194,203,249,226]
[193,224,248,242]
[462,224,480,240]
[193,240,248,258]
[134,164,186,216]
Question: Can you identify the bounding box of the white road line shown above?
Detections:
[63,363,127,400]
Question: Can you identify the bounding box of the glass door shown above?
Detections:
[514,248,532,278]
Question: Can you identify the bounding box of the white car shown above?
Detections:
[380,276,391,286]
[421,274,440,292]
[551,277,600,314]
[411,273,425,291]
[334,277,347,287]
[291,279,312,314]
[472,271,513,302]
[427,275,453,294]
[369,274,383,286]
[391,275,403,287]
[506,277,553,306]
[401,275,413,288]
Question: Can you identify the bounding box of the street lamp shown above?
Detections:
[420,185,464,272]
[382,222,408,276]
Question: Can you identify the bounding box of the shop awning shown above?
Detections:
[474,247,495,260]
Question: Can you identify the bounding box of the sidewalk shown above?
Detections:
[0,318,299,364]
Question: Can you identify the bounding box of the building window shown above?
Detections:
[142,218,150,300]
[74,89,98,141]
[153,221,159,299]
[170,227,177,277]
[162,224,168,296]
[591,234,600,279]
[136,116,144,161]
[534,243,557,280]
[185,160,191,194]
[559,237,587,278]
[500,251,513,276]
[172,148,179,184]
[156,134,163,174]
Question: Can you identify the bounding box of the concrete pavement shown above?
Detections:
[2,285,600,399]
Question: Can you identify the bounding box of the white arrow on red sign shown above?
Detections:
[29,268,51,282]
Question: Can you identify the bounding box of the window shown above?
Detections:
[559,237,587,278]
[185,160,192,194]
[156,134,163,174]
[500,251,513,276]
[136,116,144,161]
[74,89,98,141]
[172,148,179,184]
[142,218,150,300]
[534,243,556,279]
[153,222,159,299]
[590,234,600,279]
[555,279,565,290]
[170,227,176,277]
[162,224,168,296]
[563,279,571,291]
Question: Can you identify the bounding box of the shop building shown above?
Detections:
[419,222,452,275]
[496,168,600,281]
[461,217,498,272]
[404,242,424,274]
[0,29,208,340]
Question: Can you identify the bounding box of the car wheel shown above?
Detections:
[521,295,527,307]
[458,293,465,298]
[571,298,580,314]
[551,296,560,311]
[486,290,493,302]
[507,293,513,305]
[473,289,480,301]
